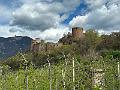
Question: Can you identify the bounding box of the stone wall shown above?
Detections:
[31,38,63,53]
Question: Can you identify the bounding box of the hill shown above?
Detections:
[0,36,32,59]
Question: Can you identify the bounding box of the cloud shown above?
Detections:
[85,0,106,9]
[0,25,15,37]
[0,24,69,42]
[69,15,88,28]
[10,0,80,31]
[38,25,69,42]
[0,0,81,42]
[0,4,12,24]
[69,0,120,32]
[85,0,120,9]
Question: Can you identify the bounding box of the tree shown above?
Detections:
[77,29,101,55]
[96,32,120,51]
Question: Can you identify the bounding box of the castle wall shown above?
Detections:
[32,43,40,52]
[31,39,62,53]
[46,42,55,51]
[31,39,46,53]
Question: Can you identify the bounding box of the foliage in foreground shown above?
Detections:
[0,53,120,90]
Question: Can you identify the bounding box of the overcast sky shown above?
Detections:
[0,0,120,42]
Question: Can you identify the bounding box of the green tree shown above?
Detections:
[77,29,101,55]
[97,32,120,50]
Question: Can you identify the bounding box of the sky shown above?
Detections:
[0,0,120,42]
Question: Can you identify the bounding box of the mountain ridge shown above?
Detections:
[0,36,33,59]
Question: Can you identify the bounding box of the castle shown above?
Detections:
[31,27,84,53]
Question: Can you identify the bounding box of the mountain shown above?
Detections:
[0,36,33,59]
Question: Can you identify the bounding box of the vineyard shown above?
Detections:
[0,53,120,90]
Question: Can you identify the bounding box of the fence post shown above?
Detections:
[25,64,28,90]
[0,66,2,90]
[47,55,52,90]
[62,52,67,90]
[117,61,120,90]
[73,57,75,90]
[20,52,29,90]
[55,78,58,90]
[62,69,65,90]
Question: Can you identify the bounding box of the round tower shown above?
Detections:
[72,27,83,39]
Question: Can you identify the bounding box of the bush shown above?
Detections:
[100,50,120,59]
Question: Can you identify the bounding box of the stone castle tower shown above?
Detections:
[72,27,84,39]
